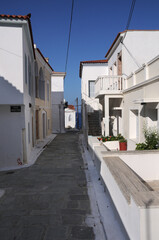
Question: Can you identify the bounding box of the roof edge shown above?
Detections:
[0,14,36,59]
[52,72,66,77]
[79,59,108,78]
[36,48,54,72]
[105,29,159,58]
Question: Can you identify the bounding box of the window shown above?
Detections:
[28,57,32,96]
[39,67,45,100]
[25,54,27,84]
[88,81,95,98]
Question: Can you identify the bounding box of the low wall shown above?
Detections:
[121,151,159,181]
[103,141,119,151]
[88,136,159,240]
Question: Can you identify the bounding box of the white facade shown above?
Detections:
[84,31,159,239]
[80,61,108,134]
[80,62,108,111]
[65,107,76,129]
[95,30,159,138]
[123,55,159,149]
[0,15,35,170]
[89,136,159,240]
[51,72,66,133]
[107,30,159,77]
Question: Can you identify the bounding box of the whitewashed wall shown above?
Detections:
[81,63,108,106]
[121,153,159,181]
[51,74,65,133]
[0,25,23,103]
[51,75,64,92]
[81,63,108,131]
[108,31,159,78]
[22,24,35,162]
[0,19,35,169]
[123,78,159,148]
[122,31,159,77]
[65,109,76,128]
[123,88,144,144]
[0,105,25,169]
[89,136,159,240]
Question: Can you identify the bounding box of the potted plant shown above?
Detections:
[119,138,127,151]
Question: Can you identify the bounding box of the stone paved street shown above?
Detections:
[0,132,95,240]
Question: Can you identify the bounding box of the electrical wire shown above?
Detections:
[0,47,22,58]
[126,0,136,30]
[65,0,74,74]
[120,0,140,67]
[121,0,136,42]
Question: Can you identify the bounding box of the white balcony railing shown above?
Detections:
[95,75,123,97]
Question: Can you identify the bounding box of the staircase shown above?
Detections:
[88,110,101,136]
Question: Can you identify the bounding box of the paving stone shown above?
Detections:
[67,200,79,208]
[30,209,56,215]
[62,214,84,225]
[61,208,87,215]
[70,226,95,239]
[0,132,95,239]
[45,226,68,240]
[0,228,17,240]
[0,215,20,227]
[78,200,91,212]
[18,214,61,227]
[17,226,45,240]
[70,194,89,200]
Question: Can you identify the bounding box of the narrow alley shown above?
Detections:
[0,132,95,240]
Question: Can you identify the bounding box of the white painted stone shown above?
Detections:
[65,108,76,129]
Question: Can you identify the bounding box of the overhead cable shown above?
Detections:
[122,0,136,42]
[126,0,136,30]
[65,0,74,74]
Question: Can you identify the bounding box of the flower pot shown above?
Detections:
[119,142,127,151]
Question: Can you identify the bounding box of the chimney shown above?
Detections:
[45,58,49,62]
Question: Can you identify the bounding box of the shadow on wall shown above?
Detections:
[0,76,23,104]
[51,91,65,133]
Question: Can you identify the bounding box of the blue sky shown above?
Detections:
[1,0,159,107]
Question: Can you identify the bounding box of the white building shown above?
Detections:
[79,60,108,135]
[94,30,159,140]
[123,55,159,149]
[51,72,66,133]
[34,47,53,143]
[83,30,159,239]
[65,105,76,129]
[0,14,35,169]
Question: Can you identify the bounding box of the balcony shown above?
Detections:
[95,75,123,98]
